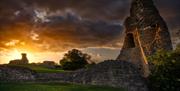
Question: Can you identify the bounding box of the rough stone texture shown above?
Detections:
[70,61,148,91]
[117,0,173,77]
[0,65,35,81]
[36,72,71,82]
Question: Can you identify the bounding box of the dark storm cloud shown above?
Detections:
[0,0,125,51]
[154,0,180,29]
[35,12,123,51]
[0,0,179,25]
[0,0,180,51]
[0,0,130,20]
[36,0,130,20]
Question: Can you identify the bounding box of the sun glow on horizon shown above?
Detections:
[0,47,66,64]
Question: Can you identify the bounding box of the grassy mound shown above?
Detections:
[6,64,65,73]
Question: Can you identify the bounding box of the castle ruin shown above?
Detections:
[9,53,29,65]
[117,0,172,77]
[1,0,174,91]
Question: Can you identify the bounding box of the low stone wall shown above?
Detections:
[0,65,35,81]
[36,72,71,82]
[0,61,148,91]
[70,61,148,91]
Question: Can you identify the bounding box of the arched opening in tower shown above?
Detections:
[126,33,135,48]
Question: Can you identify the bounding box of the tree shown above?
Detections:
[60,49,91,70]
[147,46,180,91]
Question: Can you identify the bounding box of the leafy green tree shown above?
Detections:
[60,49,91,70]
[148,46,180,91]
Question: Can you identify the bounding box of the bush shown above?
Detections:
[60,49,91,70]
[148,47,180,91]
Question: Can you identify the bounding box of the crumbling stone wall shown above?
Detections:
[70,61,148,91]
[35,61,148,91]
[0,65,35,81]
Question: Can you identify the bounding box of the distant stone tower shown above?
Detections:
[9,53,29,65]
[21,53,29,64]
[117,0,172,77]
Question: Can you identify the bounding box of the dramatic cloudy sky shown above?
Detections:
[0,0,179,64]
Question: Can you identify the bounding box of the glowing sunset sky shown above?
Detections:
[0,0,179,64]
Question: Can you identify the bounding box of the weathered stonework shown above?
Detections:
[117,0,172,77]
[69,61,148,91]
[0,65,35,81]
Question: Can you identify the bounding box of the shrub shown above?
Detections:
[148,47,180,91]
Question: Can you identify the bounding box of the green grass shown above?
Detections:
[6,64,65,73]
[0,83,126,91]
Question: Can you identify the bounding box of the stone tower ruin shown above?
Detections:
[117,0,172,77]
[21,53,29,64]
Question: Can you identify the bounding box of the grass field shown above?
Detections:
[0,83,126,91]
[6,64,65,73]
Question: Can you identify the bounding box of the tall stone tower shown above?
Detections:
[117,0,172,77]
[21,53,29,64]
